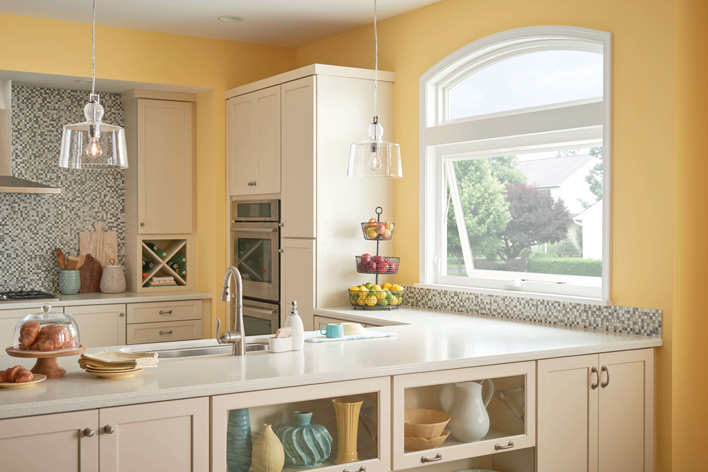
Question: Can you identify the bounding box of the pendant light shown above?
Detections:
[347,0,402,178]
[59,0,128,169]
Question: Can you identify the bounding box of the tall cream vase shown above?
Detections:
[332,398,364,464]
[252,424,285,472]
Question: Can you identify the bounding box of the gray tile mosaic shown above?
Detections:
[401,285,662,337]
[0,85,125,292]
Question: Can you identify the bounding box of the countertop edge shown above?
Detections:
[0,292,212,311]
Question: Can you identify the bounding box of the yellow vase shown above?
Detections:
[332,397,364,464]
[252,424,285,472]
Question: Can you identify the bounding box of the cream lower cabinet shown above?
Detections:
[65,304,127,348]
[0,409,98,471]
[211,377,391,472]
[0,397,208,472]
[392,361,535,470]
[537,349,654,472]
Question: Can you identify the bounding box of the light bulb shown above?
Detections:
[86,136,103,158]
[368,150,382,171]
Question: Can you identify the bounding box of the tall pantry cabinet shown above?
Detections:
[226,65,395,329]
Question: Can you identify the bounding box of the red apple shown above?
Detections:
[366,261,378,273]
[357,261,367,272]
[361,253,372,263]
[377,261,389,273]
[372,255,384,263]
[388,261,398,273]
[376,223,386,235]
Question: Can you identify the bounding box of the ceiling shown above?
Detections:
[0,0,441,48]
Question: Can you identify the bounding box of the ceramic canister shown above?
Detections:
[59,270,81,295]
[99,258,126,294]
[277,411,332,468]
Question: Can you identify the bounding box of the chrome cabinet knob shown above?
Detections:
[103,425,115,434]
[119,312,125,317]
[140,222,145,227]
[83,428,95,437]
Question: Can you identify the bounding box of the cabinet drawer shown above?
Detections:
[127,320,202,344]
[127,300,201,324]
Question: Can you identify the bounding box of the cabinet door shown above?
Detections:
[392,362,536,469]
[537,354,598,472]
[281,238,315,331]
[598,349,654,472]
[212,377,391,472]
[228,86,281,196]
[0,410,99,472]
[138,99,194,234]
[99,397,209,472]
[281,77,316,238]
[65,304,127,348]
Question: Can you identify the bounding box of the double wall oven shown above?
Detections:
[231,200,281,335]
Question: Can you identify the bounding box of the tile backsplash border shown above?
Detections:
[402,285,662,337]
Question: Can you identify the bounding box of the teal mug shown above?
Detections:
[320,323,344,338]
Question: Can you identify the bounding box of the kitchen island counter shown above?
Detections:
[0,306,660,419]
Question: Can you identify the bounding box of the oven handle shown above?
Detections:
[244,307,275,316]
[233,227,277,233]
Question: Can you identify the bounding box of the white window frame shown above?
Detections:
[419,26,612,303]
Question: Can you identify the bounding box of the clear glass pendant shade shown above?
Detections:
[348,121,402,178]
[59,97,128,169]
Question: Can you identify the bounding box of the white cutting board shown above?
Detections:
[80,221,118,268]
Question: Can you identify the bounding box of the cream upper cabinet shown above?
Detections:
[65,304,127,348]
[537,349,654,472]
[228,85,281,196]
[136,99,194,234]
[0,410,99,472]
[281,77,316,238]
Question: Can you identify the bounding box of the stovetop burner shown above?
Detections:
[0,290,60,301]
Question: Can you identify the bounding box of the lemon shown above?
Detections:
[350,286,359,292]
[390,295,398,306]
[392,284,403,292]
[359,285,368,292]
[366,296,378,307]
[373,284,382,291]
[382,282,392,289]
[357,297,367,306]
[375,291,386,300]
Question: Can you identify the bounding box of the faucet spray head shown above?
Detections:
[220,285,230,302]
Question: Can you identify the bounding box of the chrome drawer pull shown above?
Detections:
[159,330,173,335]
[159,310,173,315]
[591,366,599,389]
[343,467,366,472]
[494,441,514,450]
[601,365,610,388]
[103,425,115,434]
[421,453,443,463]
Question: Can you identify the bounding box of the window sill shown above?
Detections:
[414,282,613,306]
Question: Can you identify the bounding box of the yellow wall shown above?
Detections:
[674,0,708,469]
[0,13,298,329]
[296,0,674,468]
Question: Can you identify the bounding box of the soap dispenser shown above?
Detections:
[284,301,304,350]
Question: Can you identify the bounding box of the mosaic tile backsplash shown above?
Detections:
[402,285,662,337]
[0,85,125,292]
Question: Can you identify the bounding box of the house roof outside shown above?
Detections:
[517,155,593,189]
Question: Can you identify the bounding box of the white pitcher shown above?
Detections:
[447,379,494,442]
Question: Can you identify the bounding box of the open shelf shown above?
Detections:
[127,236,194,292]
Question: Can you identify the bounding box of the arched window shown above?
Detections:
[420,27,610,301]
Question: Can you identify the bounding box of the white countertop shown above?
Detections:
[0,291,212,311]
[0,306,661,419]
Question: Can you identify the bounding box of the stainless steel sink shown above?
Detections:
[125,342,269,359]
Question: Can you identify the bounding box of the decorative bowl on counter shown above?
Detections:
[12,304,80,351]
[355,255,400,274]
[361,220,395,240]
[348,284,405,309]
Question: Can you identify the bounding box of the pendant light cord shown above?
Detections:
[373,0,378,122]
[91,0,97,99]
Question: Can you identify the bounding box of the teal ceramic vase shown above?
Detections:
[226,408,252,472]
[58,270,80,295]
[277,411,332,468]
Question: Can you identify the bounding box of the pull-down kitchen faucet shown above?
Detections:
[216,266,246,356]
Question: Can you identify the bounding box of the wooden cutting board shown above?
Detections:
[80,221,118,268]
[79,254,103,293]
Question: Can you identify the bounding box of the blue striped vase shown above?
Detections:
[226,408,252,472]
[277,411,333,468]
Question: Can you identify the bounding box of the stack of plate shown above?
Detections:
[78,350,158,379]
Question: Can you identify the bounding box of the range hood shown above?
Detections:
[0,79,60,194]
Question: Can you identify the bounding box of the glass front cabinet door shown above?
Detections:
[212,377,391,472]
[392,361,536,470]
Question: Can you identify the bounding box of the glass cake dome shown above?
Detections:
[12,304,80,351]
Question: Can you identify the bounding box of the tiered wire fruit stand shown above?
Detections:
[349,206,405,310]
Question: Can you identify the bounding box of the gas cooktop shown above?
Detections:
[0,290,60,301]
